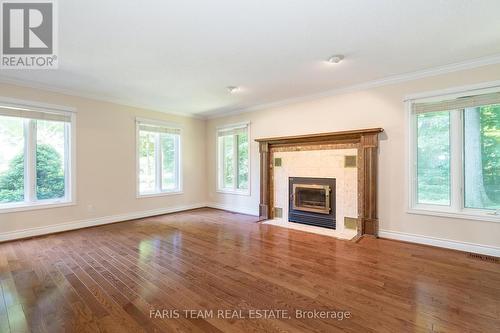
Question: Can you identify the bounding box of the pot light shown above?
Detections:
[327,55,344,64]
[227,86,241,94]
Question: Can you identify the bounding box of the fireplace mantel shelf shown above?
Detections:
[255,128,384,144]
[255,127,384,238]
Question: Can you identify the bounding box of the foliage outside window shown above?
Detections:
[464,105,500,210]
[217,124,249,193]
[416,111,451,205]
[0,108,72,211]
[137,120,181,195]
[411,91,500,218]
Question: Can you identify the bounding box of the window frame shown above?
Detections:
[0,97,76,214]
[136,117,182,198]
[216,122,250,196]
[406,82,500,222]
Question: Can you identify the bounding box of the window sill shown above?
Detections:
[0,200,75,214]
[216,189,251,196]
[407,208,500,223]
[137,191,184,199]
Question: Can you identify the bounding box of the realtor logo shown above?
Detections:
[1,0,58,69]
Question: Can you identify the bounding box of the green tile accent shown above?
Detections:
[344,155,357,168]
[344,217,358,230]
[274,207,283,218]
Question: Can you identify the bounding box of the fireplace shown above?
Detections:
[256,128,383,236]
[292,184,331,214]
[289,177,336,229]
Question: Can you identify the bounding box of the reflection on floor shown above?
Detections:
[0,208,498,332]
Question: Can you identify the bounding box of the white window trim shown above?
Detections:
[405,82,500,223]
[135,117,183,198]
[216,121,251,196]
[0,97,77,214]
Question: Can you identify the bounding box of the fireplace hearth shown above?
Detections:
[289,177,336,229]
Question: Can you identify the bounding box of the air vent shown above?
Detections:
[274,207,283,218]
[344,156,357,168]
[467,253,499,263]
[274,158,282,167]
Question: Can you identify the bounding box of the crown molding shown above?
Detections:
[1,53,500,121]
[205,53,500,119]
[0,75,204,119]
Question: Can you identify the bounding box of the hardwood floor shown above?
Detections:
[0,208,499,332]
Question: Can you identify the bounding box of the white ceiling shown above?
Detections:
[1,0,500,117]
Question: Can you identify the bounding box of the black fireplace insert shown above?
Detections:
[288,177,336,229]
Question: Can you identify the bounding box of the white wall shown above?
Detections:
[206,63,500,250]
[0,83,207,239]
[1,63,500,254]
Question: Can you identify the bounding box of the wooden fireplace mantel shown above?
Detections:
[255,127,384,238]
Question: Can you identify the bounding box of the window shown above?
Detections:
[416,111,451,205]
[0,102,74,212]
[137,119,181,196]
[409,88,500,220]
[464,105,500,211]
[217,123,249,194]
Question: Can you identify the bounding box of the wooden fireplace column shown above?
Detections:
[255,128,384,238]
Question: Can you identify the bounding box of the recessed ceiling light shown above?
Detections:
[327,55,344,64]
[227,86,241,94]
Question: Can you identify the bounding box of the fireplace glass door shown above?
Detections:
[292,184,331,214]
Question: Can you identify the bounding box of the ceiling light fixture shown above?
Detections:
[327,55,344,64]
[227,86,241,94]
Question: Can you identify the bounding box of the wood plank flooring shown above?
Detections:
[0,208,499,332]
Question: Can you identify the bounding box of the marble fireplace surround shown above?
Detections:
[271,149,358,239]
[255,128,383,239]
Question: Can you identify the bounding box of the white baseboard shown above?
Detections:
[206,202,259,216]
[379,229,500,257]
[0,203,206,242]
[7,206,496,257]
